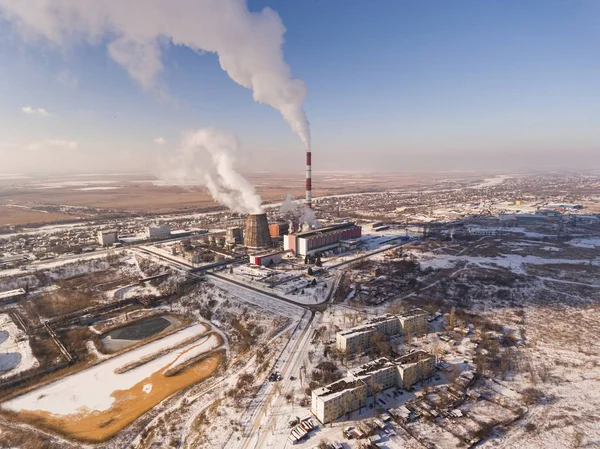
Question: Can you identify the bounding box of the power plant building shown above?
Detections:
[284,223,362,257]
[97,230,118,246]
[311,351,435,424]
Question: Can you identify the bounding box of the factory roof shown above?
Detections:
[98,229,117,234]
[0,288,26,300]
[294,222,359,239]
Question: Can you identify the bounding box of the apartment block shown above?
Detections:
[335,309,429,354]
[311,352,435,424]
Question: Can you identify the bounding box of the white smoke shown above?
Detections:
[280,193,319,230]
[165,127,263,215]
[0,0,311,149]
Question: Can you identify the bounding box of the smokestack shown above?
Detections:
[306,151,312,209]
[244,213,272,249]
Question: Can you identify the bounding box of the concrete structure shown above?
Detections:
[248,250,284,267]
[395,350,436,389]
[97,230,117,246]
[244,213,272,249]
[311,352,435,424]
[269,221,289,238]
[0,288,27,304]
[145,225,171,240]
[398,308,428,337]
[336,309,428,354]
[226,227,243,244]
[336,314,401,354]
[311,378,366,425]
[284,223,362,257]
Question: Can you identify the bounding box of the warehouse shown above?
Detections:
[284,222,361,257]
[248,250,284,267]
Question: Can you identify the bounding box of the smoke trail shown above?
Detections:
[165,127,263,214]
[0,0,311,149]
[280,193,319,229]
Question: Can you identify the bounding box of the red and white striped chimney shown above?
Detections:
[305,151,312,209]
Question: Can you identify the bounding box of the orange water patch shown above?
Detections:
[14,351,222,443]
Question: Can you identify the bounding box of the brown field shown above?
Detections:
[0,206,76,226]
[11,350,223,443]
[0,171,439,225]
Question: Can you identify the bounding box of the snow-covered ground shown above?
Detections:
[0,314,39,379]
[3,323,218,416]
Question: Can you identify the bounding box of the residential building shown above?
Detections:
[336,314,401,354]
[311,352,435,424]
[398,308,428,337]
[336,309,428,354]
[395,350,436,389]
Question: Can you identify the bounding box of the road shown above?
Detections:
[238,309,319,449]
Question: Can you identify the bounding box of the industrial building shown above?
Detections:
[248,250,284,267]
[269,221,289,238]
[0,288,27,304]
[311,352,435,424]
[336,309,429,354]
[244,213,272,249]
[226,227,243,244]
[97,230,118,246]
[284,222,362,257]
[145,225,171,240]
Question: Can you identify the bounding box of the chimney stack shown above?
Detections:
[306,151,312,209]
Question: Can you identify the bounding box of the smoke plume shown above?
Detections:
[165,127,263,215]
[280,194,319,230]
[0,0,311,149]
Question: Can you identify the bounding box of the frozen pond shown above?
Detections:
[100,315,180,352]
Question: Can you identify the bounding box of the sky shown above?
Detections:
[0,0,599,175]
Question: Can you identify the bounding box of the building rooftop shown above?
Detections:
[350,357,396,379]
[338,314,398,338]
[395,350,433,366]
[400,308,428,319]
[294,222,359,239]
[313,377,365,399]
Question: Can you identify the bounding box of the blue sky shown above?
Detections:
[1,0,599,174]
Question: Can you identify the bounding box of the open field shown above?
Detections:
[0,205,77,226]
[0,171,443,225]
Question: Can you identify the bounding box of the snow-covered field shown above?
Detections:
[0,314,39,379]
[3,323,217,416]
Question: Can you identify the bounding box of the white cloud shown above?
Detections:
[27,139,78,151]
[21,106,52,117]
[153,137,166,145]
[0,0,310,149]
[57,69,78,88]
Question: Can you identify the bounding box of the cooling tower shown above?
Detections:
[244,213,272,249]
